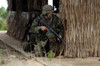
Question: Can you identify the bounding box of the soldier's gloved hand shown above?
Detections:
[40,26,48,31]
[28,30,32,33]
[57,35,62,41]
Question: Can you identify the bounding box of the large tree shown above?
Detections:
[60,0,100,57]
[7,0,47,39]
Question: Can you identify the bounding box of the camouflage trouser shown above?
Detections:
[46,32,57,52]
[34,32,58,56]
[34,40,48,56]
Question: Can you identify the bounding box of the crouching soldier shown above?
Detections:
[30,5,64,57]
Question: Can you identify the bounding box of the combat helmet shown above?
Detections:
[42,5,54,14]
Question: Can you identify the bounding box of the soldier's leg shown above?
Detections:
[34,42,42,57]
[34,40,48,57]
[22,34,36,52]
[46,32,57,53]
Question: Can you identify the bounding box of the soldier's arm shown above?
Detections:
[30,19,41,33]
[57,18,64,38]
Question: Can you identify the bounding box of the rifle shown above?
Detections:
[22,9,41,41]
[36,16,66,45]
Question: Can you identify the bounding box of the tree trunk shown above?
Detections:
[60,0,100,58]
[7,0,47,40]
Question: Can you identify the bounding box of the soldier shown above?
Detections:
[30,5,64,56]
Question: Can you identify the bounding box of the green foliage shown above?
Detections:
[48,50,53,61]
[0,7,8,30]
[0,7,7,19]
[0,20,7,30]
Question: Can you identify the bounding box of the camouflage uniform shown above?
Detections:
[30,5,64,56]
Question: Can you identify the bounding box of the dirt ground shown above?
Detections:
[0,31,100,66]
[0,44,100,66]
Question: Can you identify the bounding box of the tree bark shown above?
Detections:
[7,0,47,40]
[60,0,100,58]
